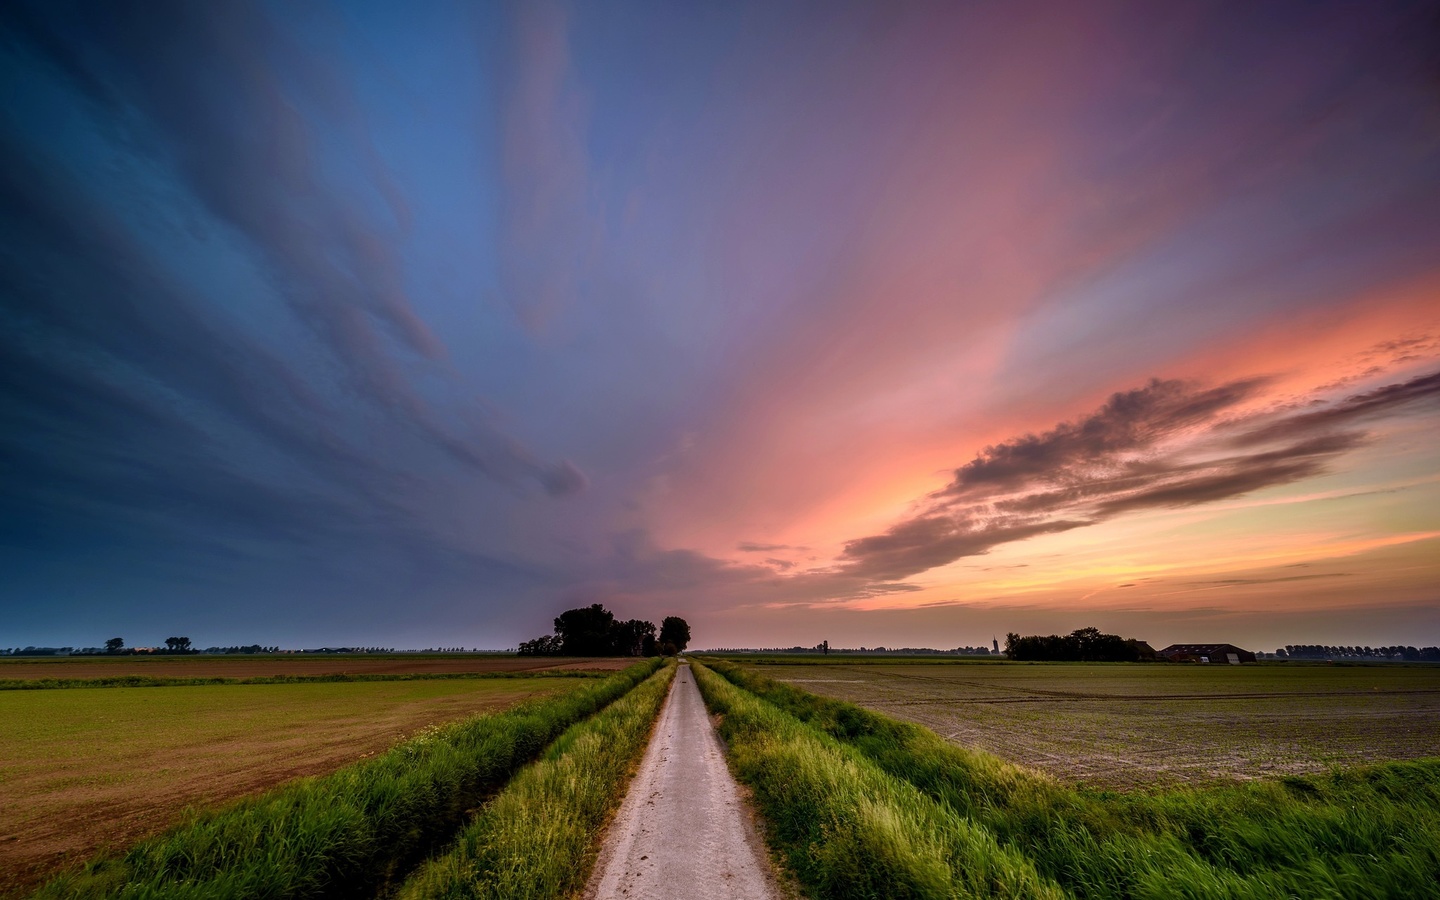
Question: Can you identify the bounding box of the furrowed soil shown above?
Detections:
[0,654,632,681]
[0,677,576,898]
[751,660,1440,789]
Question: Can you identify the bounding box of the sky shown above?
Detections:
[1,0,1438,652]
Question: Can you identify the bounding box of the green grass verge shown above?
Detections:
[33,658,665,900]
[702,659,1440,899]
[692,662,1065,899]
[0,671,604,691]
[395,661,676,899]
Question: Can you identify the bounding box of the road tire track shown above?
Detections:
[583,663,782,900]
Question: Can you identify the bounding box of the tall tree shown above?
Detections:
[659,617,690,653]
[553,603,617,656]
[104,637,124,653]
[612,619,657,657]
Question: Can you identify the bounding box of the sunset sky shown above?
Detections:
[2,0,1438,651]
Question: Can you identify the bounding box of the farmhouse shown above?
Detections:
[1157,643,1256,664]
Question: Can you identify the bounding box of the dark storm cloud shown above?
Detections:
[837,516,1090,582]
[0,0,585,577]
[1230,370,1440,447]
[737,541,795,552]
[1089,433,1368,516]
[938,378,1266,496]
[2,0,583,496]
[1183,573,1351,586]
[832,369,1438,587]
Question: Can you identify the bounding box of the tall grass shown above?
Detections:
[396,662,675,899]
[34,658,664,900]
[692,663,1066,899]
[703,659,1440,899]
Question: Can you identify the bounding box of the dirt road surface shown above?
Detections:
[584,663,781,900]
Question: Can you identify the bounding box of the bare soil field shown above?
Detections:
[0,654,631,682]
[755,661,1440,789]
[0,677,575,897]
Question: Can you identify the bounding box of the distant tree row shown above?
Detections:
[207,645,285,654]
[65,637,199,655]
[707,646,998,655]
[1005,627,1156,662]
[517,604,689,657]
[1279,645,1440,661]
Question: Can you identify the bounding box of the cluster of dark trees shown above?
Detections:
[1005,627,1156,662]
[517,604,690,657]
[1279,645,1440,661]
[64,637,200,655]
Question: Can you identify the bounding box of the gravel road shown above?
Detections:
[583,663,782,900]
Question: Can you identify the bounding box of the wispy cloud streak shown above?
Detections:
[834,366,1440,585]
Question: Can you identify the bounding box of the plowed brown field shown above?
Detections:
[754,660,1440,789]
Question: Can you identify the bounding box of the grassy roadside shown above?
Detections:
[692,662,1065,899]
[32,658,664,900]
[702,659,1440,899]
[396,661,676,899]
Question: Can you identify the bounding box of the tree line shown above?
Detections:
[517,604,689,657]
[1004,627,1156,662]
[1279,644,1440,661]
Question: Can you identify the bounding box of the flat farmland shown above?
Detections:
[0,676,577,897]
[0,653,631,682]
[754,660,1440,789]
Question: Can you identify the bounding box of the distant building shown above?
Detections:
[1158,643,1256,664]
[1129,640,1159,661]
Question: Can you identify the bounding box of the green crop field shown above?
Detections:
[0,677,576,897]
[720,658,1440,787]
[28,659,667,900]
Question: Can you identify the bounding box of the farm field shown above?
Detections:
[696,659,1440,898]
[739,659,1440,788]
[0,676,577,897]
[0,653,631,682]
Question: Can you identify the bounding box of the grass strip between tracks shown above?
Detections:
[32,658,665,900]
[702,658,1440,899]
[395,661,676,899]
[692,661,1065,899]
